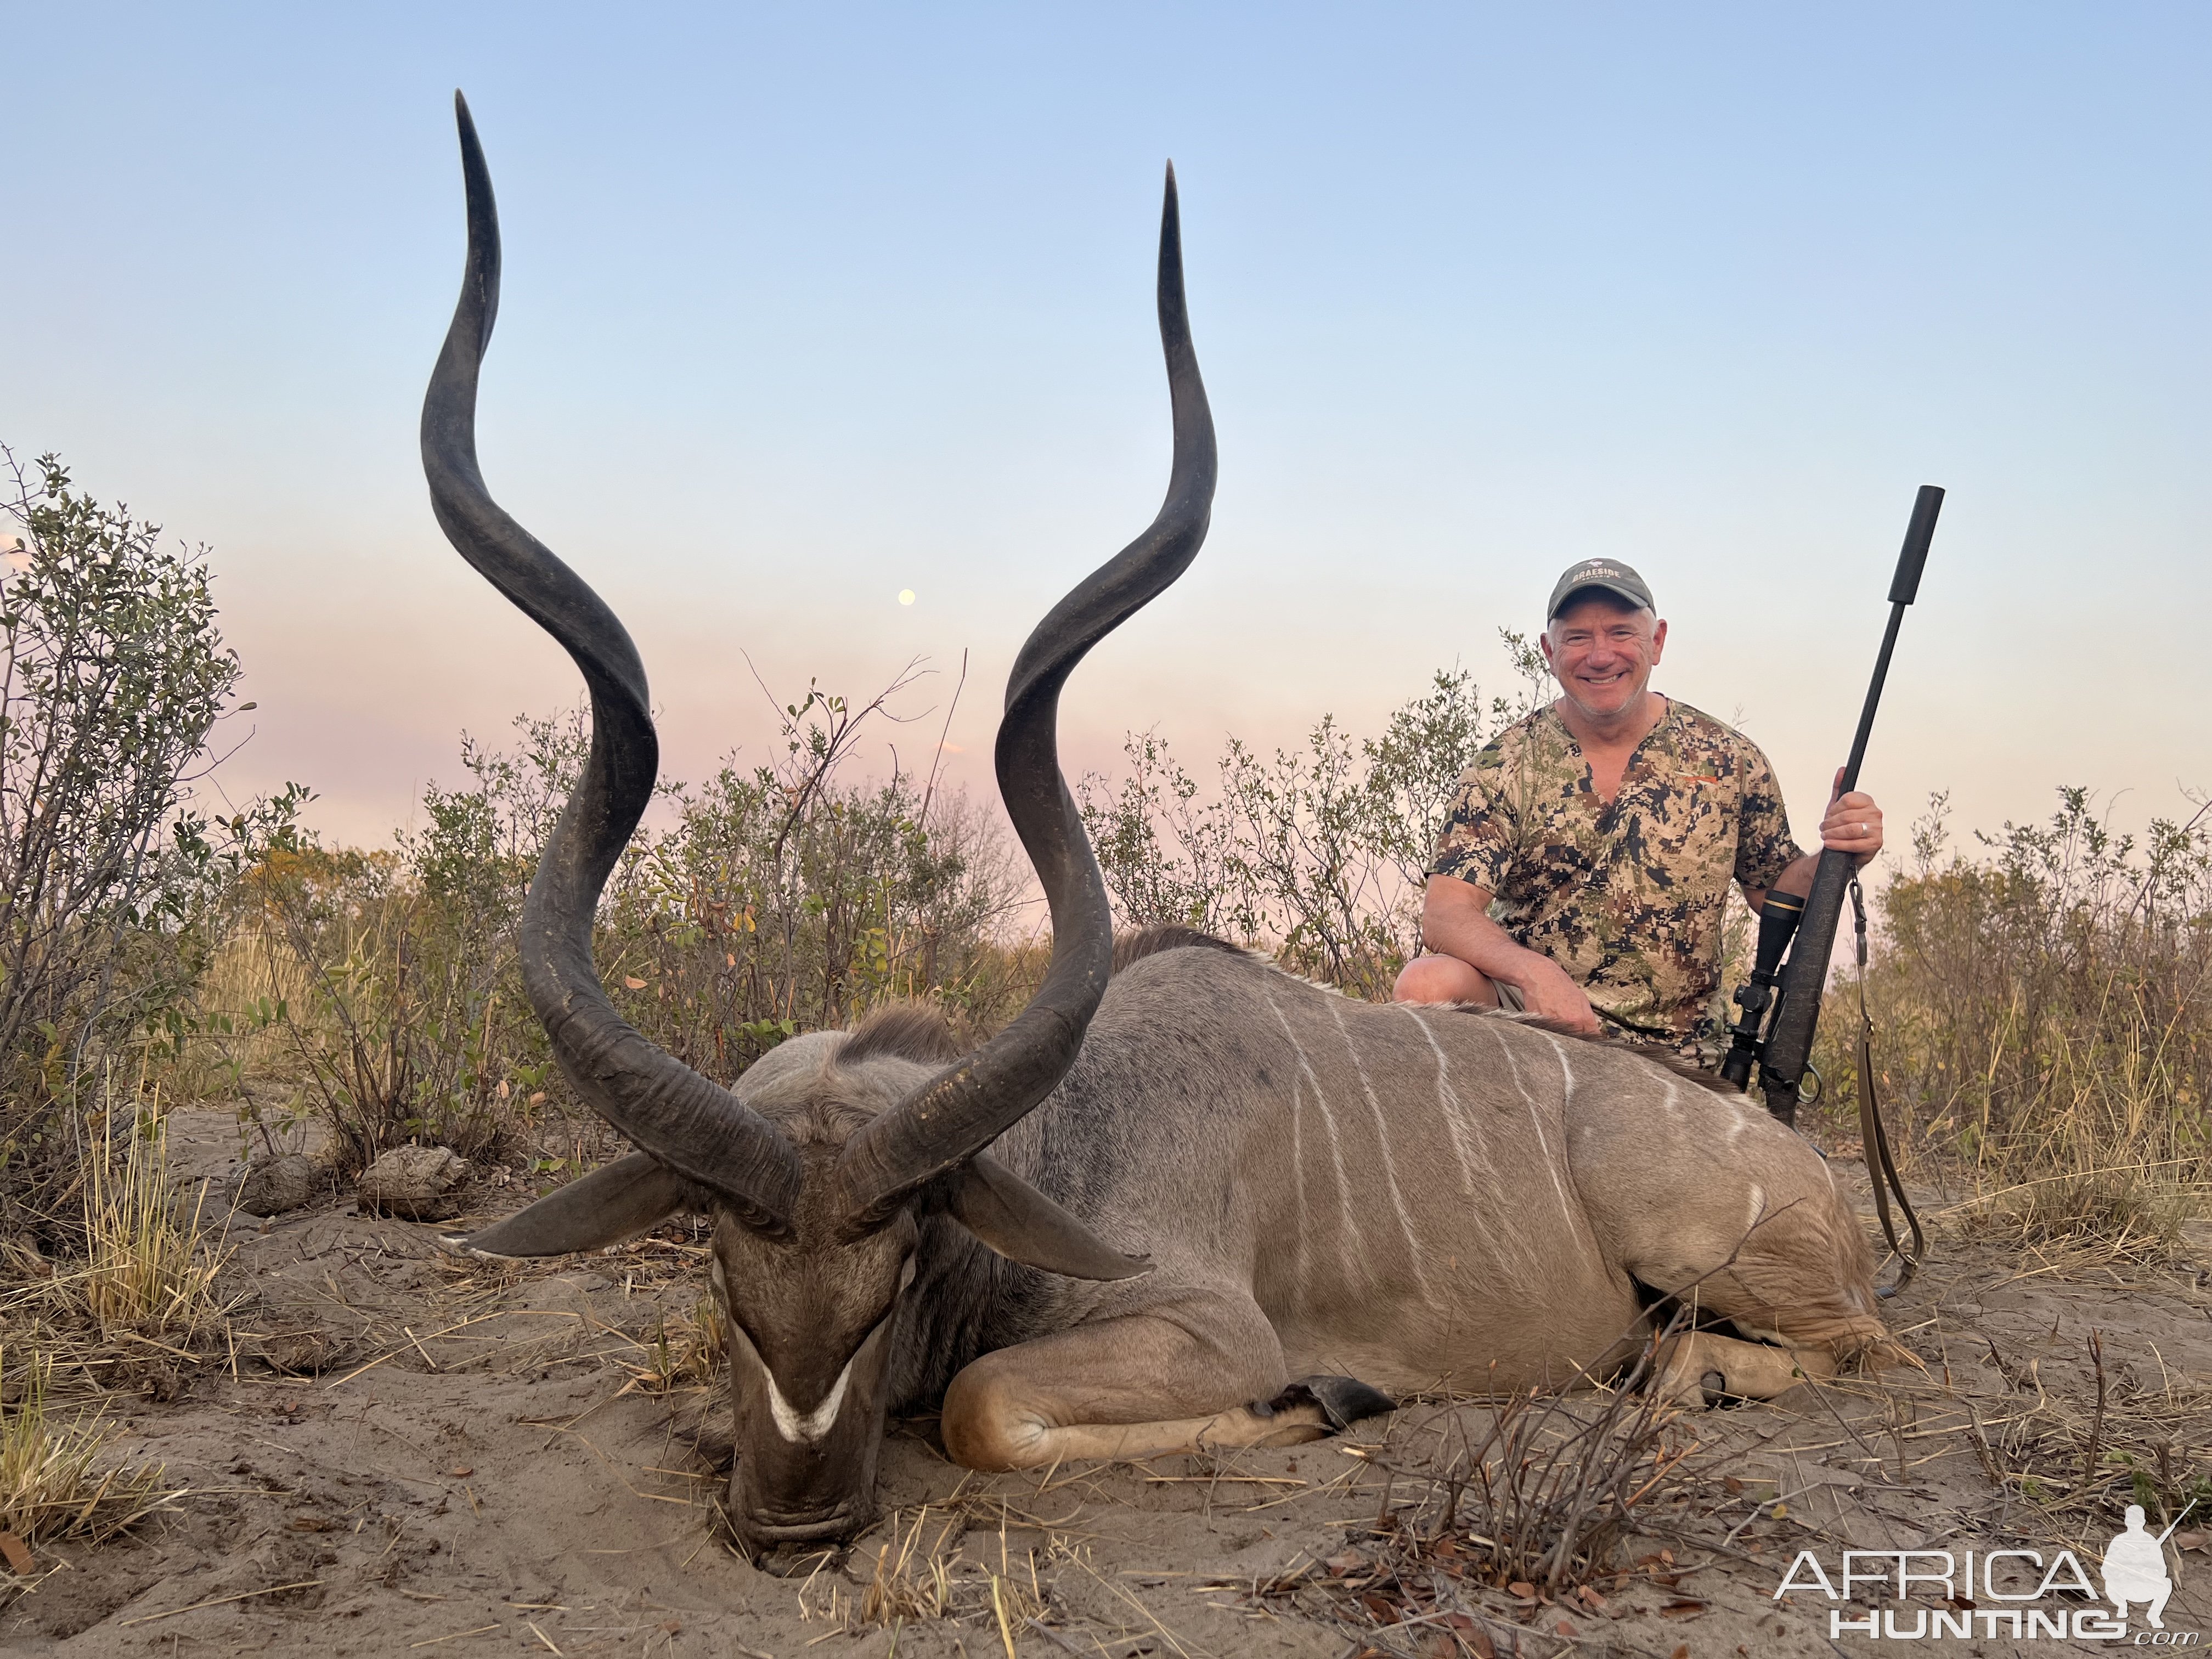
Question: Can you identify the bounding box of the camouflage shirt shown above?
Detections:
[1428,699,1803,1043]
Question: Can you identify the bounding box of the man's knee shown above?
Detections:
[1392,954,1496,1006]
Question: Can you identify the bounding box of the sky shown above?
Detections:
[5,3,2208,864]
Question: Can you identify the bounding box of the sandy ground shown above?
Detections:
[5,1110,2210,1658]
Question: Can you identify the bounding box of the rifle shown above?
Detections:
[1717,485,1943,1283]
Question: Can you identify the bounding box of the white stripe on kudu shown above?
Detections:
[1526,1032,1589,1239]
[1396,1006,1484,1199]
[1399,1007,1551,1290]
[1260,979,1368,1276]
[1326,996,1436,1305]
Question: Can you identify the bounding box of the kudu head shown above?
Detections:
[420,93,1214,1551]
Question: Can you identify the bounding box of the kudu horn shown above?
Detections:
[834,164,1218,1223]
[420,91,802,1231]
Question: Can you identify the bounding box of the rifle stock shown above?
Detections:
[1759,847,1855,1123]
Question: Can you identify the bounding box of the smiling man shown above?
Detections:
[1392,558,1884,1060]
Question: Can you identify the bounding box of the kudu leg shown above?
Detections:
[940,1307,1391,1472]
[1652,1331,1835,1407]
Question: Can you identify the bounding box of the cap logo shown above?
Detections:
[1548,558,1653,619]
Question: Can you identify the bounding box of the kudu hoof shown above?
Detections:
[1263,1375,1397,1432]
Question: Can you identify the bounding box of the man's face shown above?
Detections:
[1541,594,1666,721]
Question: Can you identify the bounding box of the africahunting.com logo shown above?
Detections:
[1774,1507,2197,1643]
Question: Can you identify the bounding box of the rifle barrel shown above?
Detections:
[1839,484,1942,795]
[2155,1497,2200,1546]
[1890,483,1943,606]
[1839,604,1904,795]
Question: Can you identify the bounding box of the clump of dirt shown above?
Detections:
[3,1110,2208,1657]
[355,1146,474,1221]
[236,1152,324,1218]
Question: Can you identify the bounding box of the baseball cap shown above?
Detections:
[1546,558,1655,620]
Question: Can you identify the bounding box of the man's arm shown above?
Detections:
[1741,770,1885,913]
[1419,873,1602,1034]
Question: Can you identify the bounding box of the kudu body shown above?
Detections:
[665,937,1888,1465]
[420,95,1895,1553]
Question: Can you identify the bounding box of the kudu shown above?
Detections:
[422,95,1899,1552]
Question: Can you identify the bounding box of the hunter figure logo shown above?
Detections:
[2106,1505,2177,1629]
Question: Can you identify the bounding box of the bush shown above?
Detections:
[1815,788,2212,1250]
[209,672,1035,1173]
[243,837,528,1174]
[1079,649,1542,997]
[160,619,2209,1263]
[614,764,1025,1075]
[0,449,278,1207]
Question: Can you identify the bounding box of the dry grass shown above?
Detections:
[1419,1377,1695,1593]
[1945,1165,2195,1262]
[1246,1381,1711,1655]
[1956,1326,2212,1526]
[858,1506,959,1624]
[0,1348,176,1548]
[823,1501,1050,1642]
[1803,790,2212,1256]
[620,1293,726,1397]
[69,1104,229,1342]
[154,927,317,1115]
[0,1093,235,1420]
[1261,1350,1695,1628]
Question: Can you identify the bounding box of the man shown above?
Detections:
[1393,558,1884,1056]
[2102,1505,2172,1629]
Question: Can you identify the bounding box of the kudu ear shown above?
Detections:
[947,1155,1151,1282]
[445,1151,695,1259]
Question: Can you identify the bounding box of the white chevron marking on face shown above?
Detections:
[714,1243,911,1449]
[760,1352,855,1445]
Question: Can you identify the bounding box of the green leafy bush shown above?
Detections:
[1079,647,1543,998]
[0,449,279,1201]
[215,671,1032,1171]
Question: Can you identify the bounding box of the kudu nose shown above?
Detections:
[737,1500,871,1553]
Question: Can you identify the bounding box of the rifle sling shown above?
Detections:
[1850,878,1925,1294]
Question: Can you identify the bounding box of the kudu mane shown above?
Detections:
[1493,1012,1744,1097]
[839,1005,967,1068]
[827,932,1245,1076]
[717,939,1248,1156]
[793,936,1238,1141]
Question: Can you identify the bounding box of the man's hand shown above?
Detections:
[1818,766,1884,867]
[1517,956,1602,1035]
[1408,873,1604,1032]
